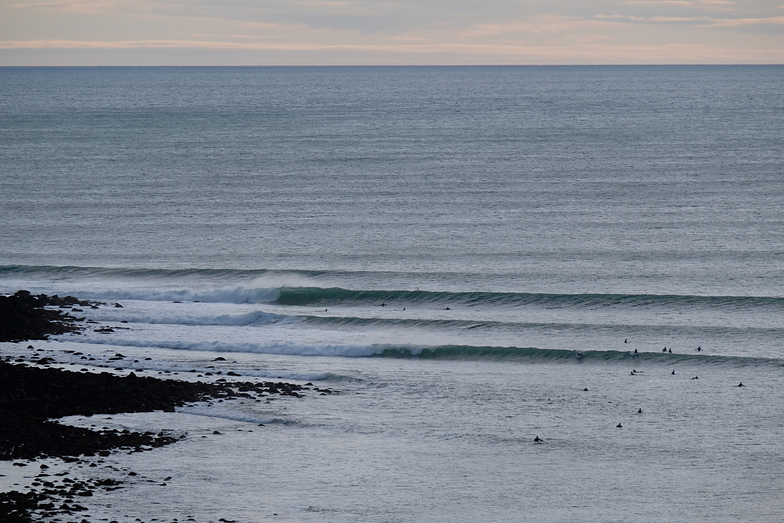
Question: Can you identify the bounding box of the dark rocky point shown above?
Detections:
[0,291,335,521]
[0,291,100,342]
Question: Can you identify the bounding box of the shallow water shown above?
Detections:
[3,337,783,522]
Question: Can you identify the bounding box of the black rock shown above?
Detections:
[0,291,85,342]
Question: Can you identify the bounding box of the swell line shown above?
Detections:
[275,287,784,310]
[0,264,282,281]
[3,264,784,310]
[374,345,784,366]
[49,333,784,365]
[300,315,784,337]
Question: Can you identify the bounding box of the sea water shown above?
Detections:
[1,65,783,522]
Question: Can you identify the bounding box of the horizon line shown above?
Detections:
[2,63,783,67]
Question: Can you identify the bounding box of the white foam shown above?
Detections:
[86,308,286,327]
[87,285,283,305]
[177,404,278,426]
[2,269,338,306]
[63,335,391,358]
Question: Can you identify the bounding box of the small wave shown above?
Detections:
[176,404,282,426]
[0,264,287,281]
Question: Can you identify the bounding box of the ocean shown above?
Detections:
[1,65,783,522]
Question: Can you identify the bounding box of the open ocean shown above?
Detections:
[1,65,784,522]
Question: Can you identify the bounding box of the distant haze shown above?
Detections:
[1,0,783,65]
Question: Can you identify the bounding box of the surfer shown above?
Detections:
[616,423,623,428]
[637,408,642,414]
[692,376,698,380]
[696,346,702,352]
[534,436,542,442]
[624,339,628,343]
[672,370,676,375]
[738,382,744,387]
[662,347,667,352]
[668,348,672,353]
[634,349,638,354]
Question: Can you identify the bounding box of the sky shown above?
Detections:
[0,0,783,65]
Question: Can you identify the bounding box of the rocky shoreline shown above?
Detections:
[0,290,93,343]
[0,291,333,522]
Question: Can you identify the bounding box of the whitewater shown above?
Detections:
[1,65,784,522]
